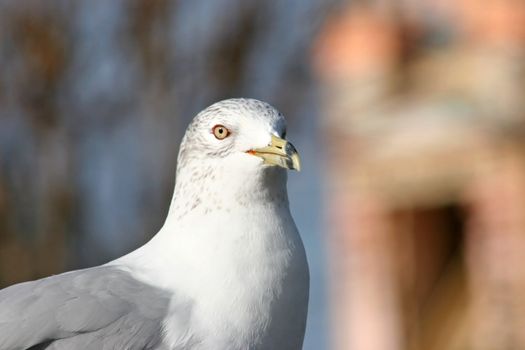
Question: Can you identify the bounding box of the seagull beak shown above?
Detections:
[247,135,301,171]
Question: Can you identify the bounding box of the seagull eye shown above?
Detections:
[212,125,230,140]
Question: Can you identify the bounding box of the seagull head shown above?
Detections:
[177,98,301,174]
[167,98,300,221]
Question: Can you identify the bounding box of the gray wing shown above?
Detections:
[0,266,173,350]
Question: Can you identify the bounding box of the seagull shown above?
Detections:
[0,98,309,350]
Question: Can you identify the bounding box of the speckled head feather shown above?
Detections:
[176,98,287,174]
[169,98,290,221]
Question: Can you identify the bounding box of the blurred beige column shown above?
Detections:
[314,4,405,350]
[330,188,403,350]
[464,148,525,349]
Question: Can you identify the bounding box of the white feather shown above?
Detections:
[112,99,309,349]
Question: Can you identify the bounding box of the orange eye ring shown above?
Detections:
[212,125,230,140]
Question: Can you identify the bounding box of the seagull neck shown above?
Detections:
[165,162,289,224]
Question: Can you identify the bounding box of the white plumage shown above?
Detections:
[0,98,309,350]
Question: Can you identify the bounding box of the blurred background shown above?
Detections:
[2,0,525,349]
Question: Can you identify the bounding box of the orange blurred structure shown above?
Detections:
[315,1,525,349]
